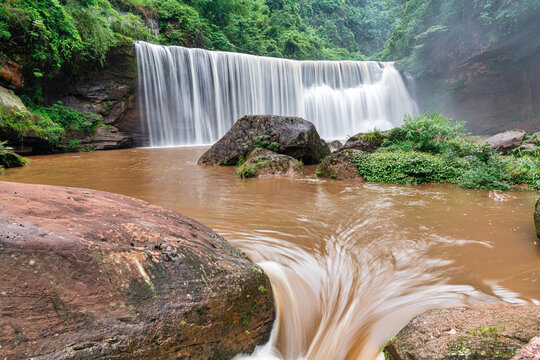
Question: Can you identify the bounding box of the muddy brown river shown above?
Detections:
[2,147,539,359]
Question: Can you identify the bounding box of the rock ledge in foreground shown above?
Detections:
[0,181,274,359]
[385,305,540,360]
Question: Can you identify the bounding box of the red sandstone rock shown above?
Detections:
[0,181,274,359]
[0,61,23,90]
[386,305,540,360]
[511,335,540,360]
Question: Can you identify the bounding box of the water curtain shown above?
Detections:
[135,41,418,146]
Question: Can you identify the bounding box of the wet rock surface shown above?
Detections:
[237,148,303,178]
[316,149,364,180]
[386,305,540,360]
[0,181,275,359]
[198,115,330,166]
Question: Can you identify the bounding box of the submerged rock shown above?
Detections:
[0,181,274,359]
[198,115,330,166]
[316,149,364,180]
[385,305,540,360]
[534,199,540,239]
[236,148,303,178]
[340,130,387,153]
[481,130,527,154]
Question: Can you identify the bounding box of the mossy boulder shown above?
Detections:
[316,149,364,180]
[0,181,275,359]
[535,198,540,240]
[385,305,540,360]
[236,148,303,178]
[340,130,388,153]
[0,85,26,111]
[199,115,331,166]
[0,149,28,168]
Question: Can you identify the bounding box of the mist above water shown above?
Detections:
[135,41,418,146]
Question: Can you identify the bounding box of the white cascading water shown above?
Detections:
[135,41,418,146]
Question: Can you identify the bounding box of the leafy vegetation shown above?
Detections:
[353,111,540,191]
[236,163,257,178]
[381,0,540,75]
[0,107,65,146]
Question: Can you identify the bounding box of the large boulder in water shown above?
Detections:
[0,181,274,359]
[385,305,540,360]
[198,115,331,165]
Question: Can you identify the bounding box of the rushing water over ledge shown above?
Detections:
[135,42,418,146]
[2,148,539,359]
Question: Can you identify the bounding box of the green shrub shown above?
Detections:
[0,107,65,145]
[68,139,82,151]
[385,111,469,155]
[354,150,467,185]
[455,156,511,190]
[31,103,102,133]
[236,163,256,178]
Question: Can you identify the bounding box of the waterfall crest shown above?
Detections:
[135,41,418,147]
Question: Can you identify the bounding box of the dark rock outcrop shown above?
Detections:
[236,148,303,178]
[385,305,540,360]
[535,198,540,240]
[481,130,527,154]
[43,40,145,146]
[316,149,364,180]
[198,115,331,166]
[0,181,275,359]
[340,131,387,153]
[64,125,133,151]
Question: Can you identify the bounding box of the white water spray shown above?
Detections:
[135,41,418,146]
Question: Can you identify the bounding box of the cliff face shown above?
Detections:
[414,41,540,135]
[42,40,146,146]
[400,5,540,135]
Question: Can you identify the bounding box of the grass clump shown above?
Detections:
[354,150,466,185]
[353,111,540,191]
[236,164,256,178]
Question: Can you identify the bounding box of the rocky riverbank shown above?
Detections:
[384,305,540,360]
[0,181,274,359]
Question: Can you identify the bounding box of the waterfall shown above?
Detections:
[135,41,418,147]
